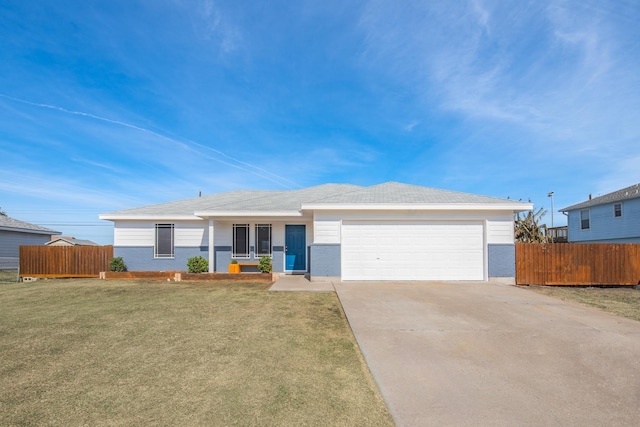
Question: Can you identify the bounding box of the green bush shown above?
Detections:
[258,256,272,273]
[230,259,238,264]
[187,256,208,273]
[109,257,127,272]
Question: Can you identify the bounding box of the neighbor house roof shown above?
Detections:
[0,215,61,235]
[45,237,98,246]
[560,183,640,212]
[100,182,532,220]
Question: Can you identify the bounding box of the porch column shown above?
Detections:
[208,219,215,272]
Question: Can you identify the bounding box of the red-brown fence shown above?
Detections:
[516,243,640,286]
[19,246,114,278]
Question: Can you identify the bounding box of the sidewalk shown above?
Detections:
[269,274,335,292]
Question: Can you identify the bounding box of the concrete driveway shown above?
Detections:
[334,281,640,427]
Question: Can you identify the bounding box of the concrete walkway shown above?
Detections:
[334,281,640,427]
[269,274,335,292]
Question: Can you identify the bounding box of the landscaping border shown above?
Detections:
[101,271,274,282]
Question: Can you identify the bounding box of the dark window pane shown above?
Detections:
[256,225,272,256]
[580,210,590,230]
[156,224,174,257]
[233,224,249,257]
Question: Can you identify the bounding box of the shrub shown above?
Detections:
[187,256,208,273]
[230,259,238,264]
[258,256,272,273]
[109,257,127,272]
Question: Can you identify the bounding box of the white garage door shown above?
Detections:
[341,221,484,281]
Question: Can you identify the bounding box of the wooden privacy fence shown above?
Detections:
[20,246,114,278]
[516,243,640,286]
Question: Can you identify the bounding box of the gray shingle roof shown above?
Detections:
[0,215,61,235]
[560,183,640,212]
[307,182,514,204]
[101,182,526,218]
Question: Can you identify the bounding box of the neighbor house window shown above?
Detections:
[155,224,174,258]
[233,224,250,258]
[580,209,590,230]
[614,203,622,218]
[255,224,272,257]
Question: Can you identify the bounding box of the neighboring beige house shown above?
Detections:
[46,236,98,246]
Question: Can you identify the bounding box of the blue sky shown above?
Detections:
[1,0,639,244]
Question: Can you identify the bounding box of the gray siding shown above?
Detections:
[114,246,207,271]
[488,244,515,278]
[0,230,52,257]
[567,198,640,243]
[310,244,341,277]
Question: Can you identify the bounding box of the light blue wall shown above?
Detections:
[116,245,284,272]
[567,198,640,243]
[114,246,207,271]
[214,246,231,272]
[115,242,516,279]
[272,246,284,273]
[488,244,515,278]
[0,230,54,258]
[310,244,341,277]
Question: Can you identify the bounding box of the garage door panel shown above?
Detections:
[341,221,484,281]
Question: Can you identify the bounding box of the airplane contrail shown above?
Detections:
[0,93,299,189]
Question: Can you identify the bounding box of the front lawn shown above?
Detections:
[525,285,640,322]
[0,279,392,426]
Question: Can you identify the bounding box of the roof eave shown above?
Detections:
[99,214,202,221]
[0,226,61,235]
[194,210,303,218]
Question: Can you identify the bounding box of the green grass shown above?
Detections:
[0,279,393,426]
[525,285,640,322]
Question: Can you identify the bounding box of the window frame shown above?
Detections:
[154,223,175,258]
[255,224,272,257]
[580,209,590,230]
[232,224,250,259]
[613,203,623,218]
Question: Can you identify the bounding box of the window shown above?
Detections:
[580,209,590,230]
[255,224,272,257]
[155,224,174,258]
[233,224,250,258]
[614,203,622,218]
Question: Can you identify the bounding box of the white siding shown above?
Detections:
[487,220,514,244]
[313,219,341,244]
[113,221,154,246]
[175,223,207,247]
[114,220,207,247]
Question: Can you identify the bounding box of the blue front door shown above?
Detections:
[285,225,306,271]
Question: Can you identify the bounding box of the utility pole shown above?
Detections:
[547,191,555,229]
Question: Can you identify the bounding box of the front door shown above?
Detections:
[285,225,306,271]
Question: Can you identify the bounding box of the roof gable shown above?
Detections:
[560,183,640,212]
